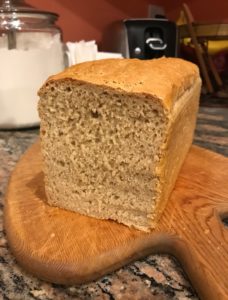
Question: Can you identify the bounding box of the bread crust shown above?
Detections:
[151,79,201,227]
[39,57,199,111]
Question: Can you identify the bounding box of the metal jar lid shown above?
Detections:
[0,0,59,20]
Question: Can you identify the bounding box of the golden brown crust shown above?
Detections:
[40,58,199,111]
[151,78,201,228]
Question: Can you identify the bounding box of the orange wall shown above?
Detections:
[27,0,149,44]
[27,0,228,48]
[157,0,228,23]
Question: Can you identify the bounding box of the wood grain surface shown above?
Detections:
[4,141,228,300]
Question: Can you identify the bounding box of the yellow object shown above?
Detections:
[182,38,228,55]
[207,40,228,55]
[177,10,228,55]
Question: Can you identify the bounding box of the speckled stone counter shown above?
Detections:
[0,107,227,300]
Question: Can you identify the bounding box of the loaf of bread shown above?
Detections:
[38,57,201,231]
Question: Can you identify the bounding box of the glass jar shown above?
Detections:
[0,0,65,128]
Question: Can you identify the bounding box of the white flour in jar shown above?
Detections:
[0,33,65,128]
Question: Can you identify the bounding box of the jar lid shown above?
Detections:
[0,0,58,20]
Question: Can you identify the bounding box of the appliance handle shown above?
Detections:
[146,37,167,50]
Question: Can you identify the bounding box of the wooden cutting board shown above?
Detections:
[4,141,228,300]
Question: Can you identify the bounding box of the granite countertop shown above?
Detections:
[0,106,227,300]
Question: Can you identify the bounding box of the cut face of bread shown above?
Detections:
[38,58,201,231]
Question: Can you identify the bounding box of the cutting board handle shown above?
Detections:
[172,205,228,300]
